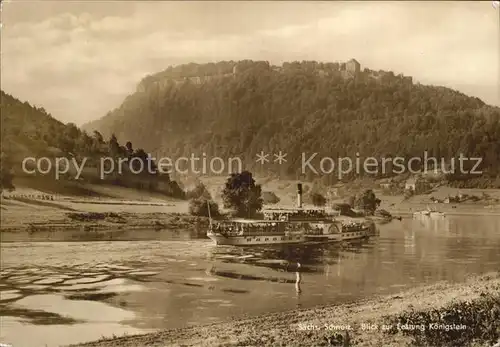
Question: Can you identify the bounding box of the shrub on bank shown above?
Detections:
[310,192,327,207]
[354,189,381,215]
[384,293,500,347]
[188,197,220,217]
[66,212,124,222]
[186,182,211,200]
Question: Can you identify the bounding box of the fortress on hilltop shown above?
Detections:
[137,59,413,93]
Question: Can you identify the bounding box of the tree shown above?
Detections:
[188,197,219,217]
[354,189,381,215]
[93,131,104,144]
[77,131,94,155]
[92,130,105,148]
[109,134,120,158]
[125,141,133,156]
[0,153,15,192]
[186,182,211,199]
[332,203,355,216]
[89,131,104,154]
[221,171,263,217]
[310,192,326,207]
[133,148,156,173]
[64,123,80,139]
[57,123,81,154]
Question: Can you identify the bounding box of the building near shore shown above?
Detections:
[404,177,430,194]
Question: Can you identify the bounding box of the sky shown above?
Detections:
[1,1,499,125]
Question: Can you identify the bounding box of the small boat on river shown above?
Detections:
[413,206,446,218]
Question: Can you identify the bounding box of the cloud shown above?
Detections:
[1,1,498,125]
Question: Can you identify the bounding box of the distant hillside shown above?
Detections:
[83,60,500,187]
[1,90,67,160]
[0,90,184,197]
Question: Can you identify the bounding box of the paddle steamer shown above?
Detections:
[207,184,371,246]
[207,219,310,245]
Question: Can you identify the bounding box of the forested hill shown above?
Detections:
[0,91,184,197]
[83,60,500,184]
[1,90,68,160]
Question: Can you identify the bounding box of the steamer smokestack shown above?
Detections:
[297,183,303,208]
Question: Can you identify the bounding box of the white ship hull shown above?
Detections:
[340,229,368,241]
[208,230,367,246]
[207,232,305,246]
[304,234,339,242]
[305,229,367,242]
[207,219,370,246]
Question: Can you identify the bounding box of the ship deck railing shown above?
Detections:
[263,211,339,221]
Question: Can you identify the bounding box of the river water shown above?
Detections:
[1,215,499,347]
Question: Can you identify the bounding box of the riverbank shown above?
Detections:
[3,180,500,232]
[385,204,500,218]
[377,187,500,217]
[70,272,500,347]
[2,196,499,236]
[0,185,207,234]
[0,209,208,235]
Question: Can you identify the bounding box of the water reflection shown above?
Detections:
[295,263,302,295]
[1,215,500,347]
[404,231,416,255]
[0,227,208,243]
[0,265,156,347]
[411,215,451,232]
